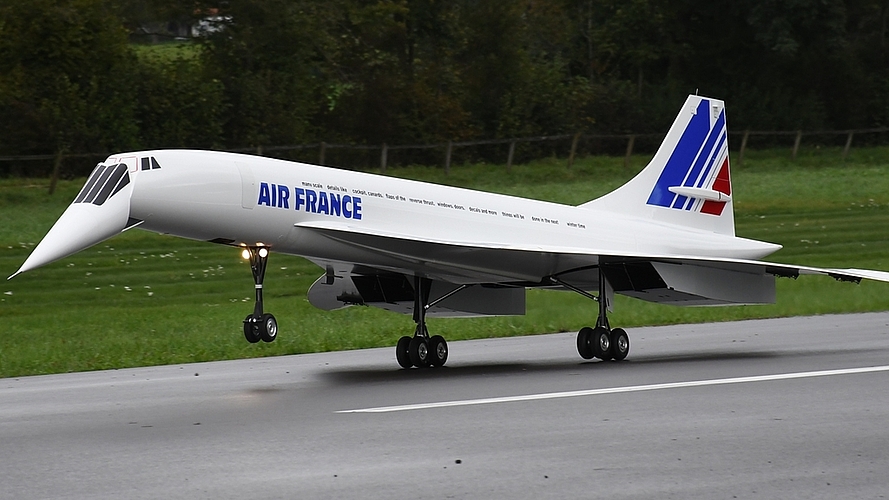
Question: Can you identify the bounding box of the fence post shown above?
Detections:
[843,131,854,161]
[791,130,802,161]
[380,143,388,173]
[319,142,327,165]
[568,132,581,169]
[444,141,452,175]
[48,150,64,195]
[624,135,635,170]
[738,130,750,166]
[506,140,516,172]
[256,145,263,156]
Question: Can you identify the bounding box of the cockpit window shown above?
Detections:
[73,163,131,206]
[141,156,162,170]
[74,164,105,203]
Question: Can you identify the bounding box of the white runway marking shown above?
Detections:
[338,365,889,414]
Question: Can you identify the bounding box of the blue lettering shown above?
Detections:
[329,193,341,216]
[277,185,290,209]
[263,184,362,219]
[318,191,329,215]
[295,188,305,211]
[258,182,272,206]
[306,189,318,213]
[353,197,362,220]
[342,195,352,218]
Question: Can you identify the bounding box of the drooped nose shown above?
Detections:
[9,163,138,279]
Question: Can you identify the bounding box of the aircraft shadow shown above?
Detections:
[317,349,788,386]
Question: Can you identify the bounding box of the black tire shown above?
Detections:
[592,327,612,360]
[611,328,629,361]
[396,336,413,369]
[428,335,448,367]
[244,315,261,343]
[409,336,430,367]
[577,327,595,359]
[260,313,277,343]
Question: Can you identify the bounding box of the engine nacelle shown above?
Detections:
[308,271,525,318]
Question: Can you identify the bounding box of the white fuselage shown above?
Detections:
[117,150,777,285]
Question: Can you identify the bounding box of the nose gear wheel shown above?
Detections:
[241,246,277,344]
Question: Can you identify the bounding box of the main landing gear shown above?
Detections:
[396,276,450,369]
[242,246,277,344]
[553,268,630,362]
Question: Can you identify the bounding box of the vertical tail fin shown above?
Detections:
[581,95,734,236]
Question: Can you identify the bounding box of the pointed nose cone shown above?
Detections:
[9,164,135,279]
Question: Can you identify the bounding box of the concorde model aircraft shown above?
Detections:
[11,95,889,368]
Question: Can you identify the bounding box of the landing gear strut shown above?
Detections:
[554,266,629,362]
[396,276,449,369]
[242,246,277,344]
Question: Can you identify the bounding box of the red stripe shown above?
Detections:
[712,158,731,195]
[700,158,731,216]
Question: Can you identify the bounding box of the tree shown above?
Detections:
[133,50,227,149]
[0,0,140,154]
[197,0,346,146]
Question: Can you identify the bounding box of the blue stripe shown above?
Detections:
[647,99,711,208]
[696,118,727,188]
[683,111,725,189]
[671,194,689,209]
[685,123,727,211]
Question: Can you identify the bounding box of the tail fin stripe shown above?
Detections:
[672,194,689,209]
[646,99,711,208]
[693,123,726,189]
[684,129,727,211]
[695,129,727,189]
[679,111,727,211]
[681,110,726,192]
[700,159,732,215]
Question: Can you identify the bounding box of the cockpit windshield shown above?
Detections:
[73,163,130,206]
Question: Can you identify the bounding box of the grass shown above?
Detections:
[2,146,889,377]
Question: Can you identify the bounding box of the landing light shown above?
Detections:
[242,247,269,259]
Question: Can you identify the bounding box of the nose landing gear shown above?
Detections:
[242,246,277,343]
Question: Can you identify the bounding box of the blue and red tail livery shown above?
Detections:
[580,95,735,236]
[646,98,730,216]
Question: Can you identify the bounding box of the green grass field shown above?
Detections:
[2,146,889,378]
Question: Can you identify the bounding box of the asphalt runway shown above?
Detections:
[3,313,889,499]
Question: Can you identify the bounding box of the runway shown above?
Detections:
[3,313,889,499]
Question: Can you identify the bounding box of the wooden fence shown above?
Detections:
[229,127,889,172]
[3,126,889,194]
